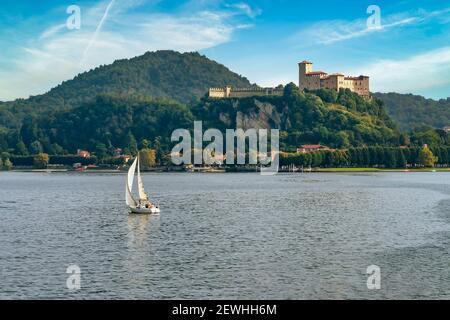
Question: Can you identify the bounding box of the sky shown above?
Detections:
[0,0,450,101]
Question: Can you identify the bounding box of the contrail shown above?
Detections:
[80,0,116,67]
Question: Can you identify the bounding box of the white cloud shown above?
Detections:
[350,47,450,94]
[0,0,255,101]
[39,24,66,40]
[226,2,262,19]
[290,7,450,46]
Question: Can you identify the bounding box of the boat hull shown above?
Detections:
[129,206,160,215]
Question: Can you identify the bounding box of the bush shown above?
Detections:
[3,158,12,170]
[33,153,49,169]
[140,149,156,169]
[49,155,97,166]
[10,155,34,166]
[100,157,127,166]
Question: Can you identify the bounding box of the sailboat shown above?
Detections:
[126,153,160,214]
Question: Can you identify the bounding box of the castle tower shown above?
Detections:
[299,61,313,91]
[225,86,232,98]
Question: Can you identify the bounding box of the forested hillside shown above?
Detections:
[0,50,253,129]
[194,86,404,150]
[0,94,193,158]
[0,86,409,158]
[374,92,450,130]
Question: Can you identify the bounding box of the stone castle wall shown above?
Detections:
[208,86,283,98]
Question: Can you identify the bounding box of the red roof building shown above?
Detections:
[77,149,91,158]
[113,154,132,163]
[305,71,327,75]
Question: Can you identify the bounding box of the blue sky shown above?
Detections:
[1,0,449,101]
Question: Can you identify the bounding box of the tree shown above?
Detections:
[283,82,300,97]
[335,131,350,148]
[368,147,378,166]
[1,152,11,170]
[362,147,370,166]
[311,151,323,167]
[20,116,39,145]
[161,152,173,167]
[375,146,385,167]
[95,143,108,158]
[125,132,138,156]
[3,158,12,170]
[153,136,163,164]
[51,143,65,155]
[399,133,411,146]
[396,149,407,168]
[438,147,449,166]
[140,149,156,169]
[15,140,28,155]
[315,88,338,103]
[33,153,49,169]
[384,148,397,168]
[1,152,10,161]
[30,140,43,154]
[0,134,8,152]
[139,139,151,149]
[418,145,438,168]
[411,128,442,148]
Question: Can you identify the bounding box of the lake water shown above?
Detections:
[0,171,449,299]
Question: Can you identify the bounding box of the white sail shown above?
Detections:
[137,154,148,201]
[125,157,138,207]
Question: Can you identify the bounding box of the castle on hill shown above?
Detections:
[299,61,369,97]
[208,60,370,98]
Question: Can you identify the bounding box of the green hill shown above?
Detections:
[0,86,406,158]
[194,86,403,150]
[374,92,450,130]
[0,50,253,129]
[21,94,193,157]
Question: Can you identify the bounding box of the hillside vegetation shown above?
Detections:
[374,92,450,130]
[0,86,409,159]
[0,50,253,129]
[194,85,403,150]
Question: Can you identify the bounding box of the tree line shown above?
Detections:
[4,148,157,169]
[280,145,445,168]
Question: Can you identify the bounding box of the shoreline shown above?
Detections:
[5,167,450,174]
[314,168,450,173]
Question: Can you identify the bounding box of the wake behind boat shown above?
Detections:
[126,154,160,214]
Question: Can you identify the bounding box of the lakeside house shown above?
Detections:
[113,154,132,163]
[443,126,450,133]
[77,149,91,158]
